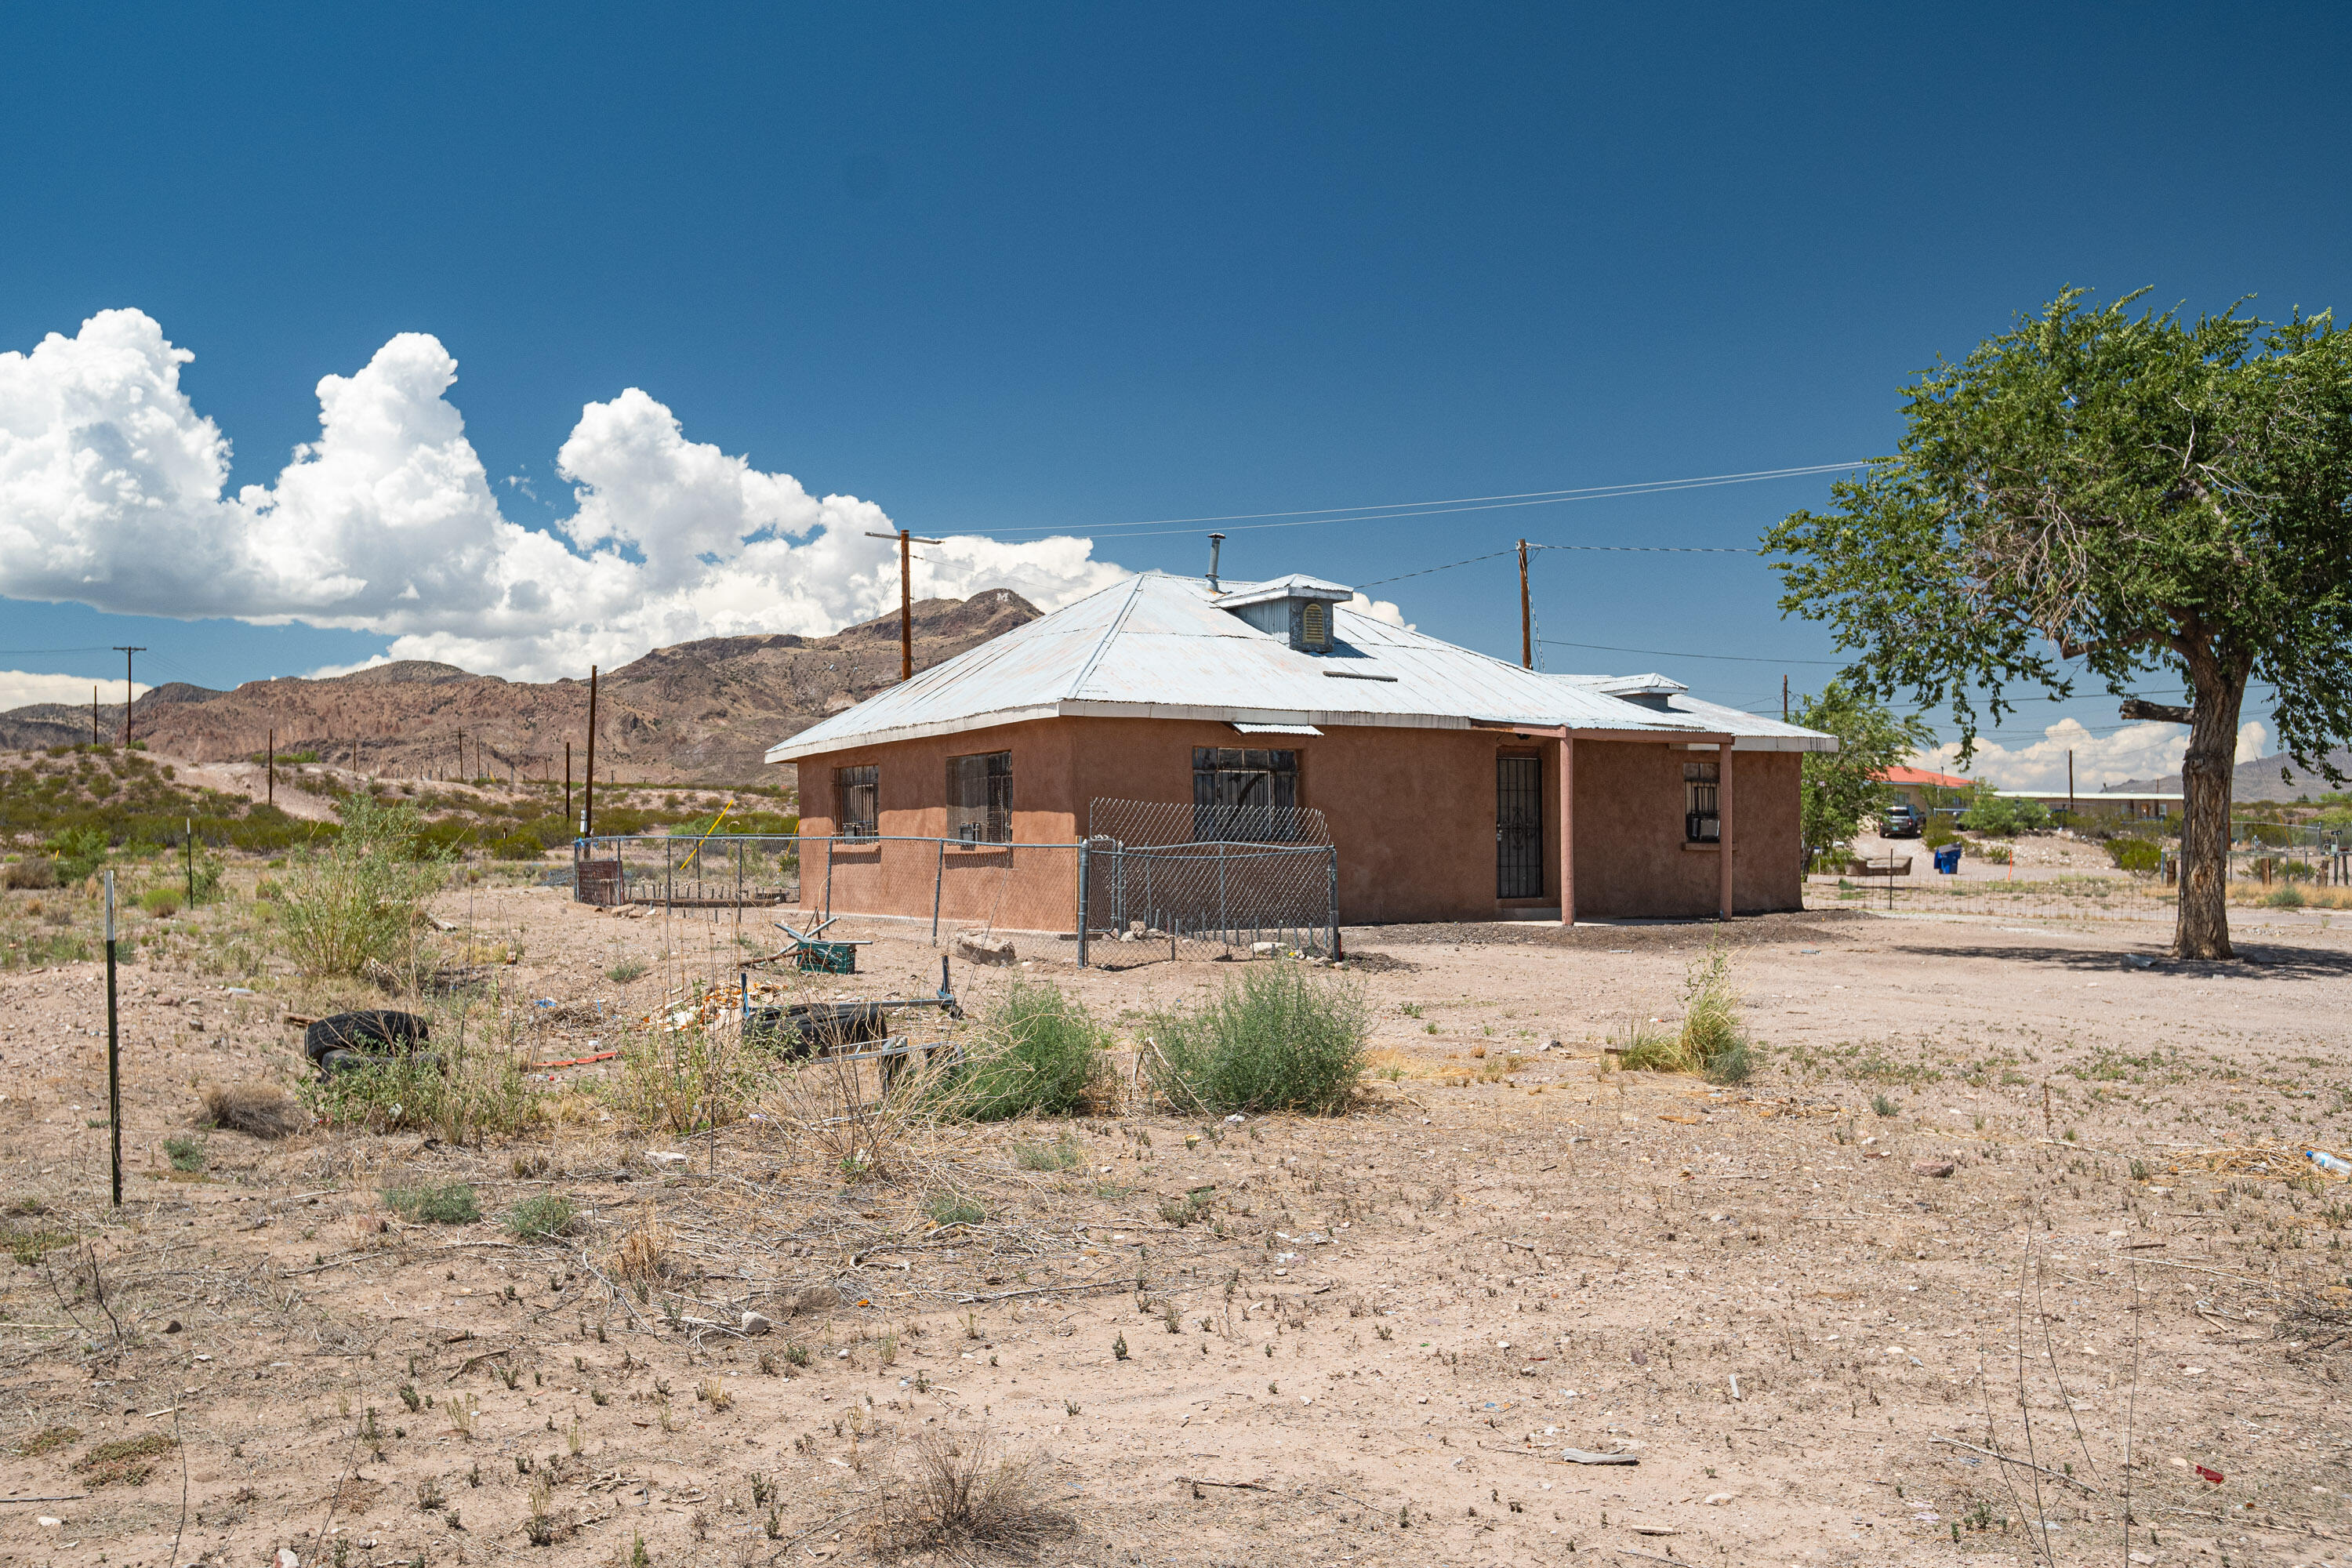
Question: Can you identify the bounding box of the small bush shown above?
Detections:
[139,887,182,919]
[20,1425,79,1457]
[384,1181,481,1225]
[608,958,648,984]
[924,1191,986,1227]
[943,978,1111,1120]
[1871,1092,1900,1117]
[1612,1015,1683,1072]
[873,1430,1073,1559]
[1145,967,1367,1116]
[277,796,448,977]
[2267,885,2307,908]
[2,858,59,891]
[163,1134,208,1173]
[201,1081,303,1139]
[1011,1134,1082,1171]
[488,832,546,861]
[307,1042,542,1144]
[49,827,108,881]
[2106,837,2164,875]
[506,1193,579,1240]
[1958,783,2049,837]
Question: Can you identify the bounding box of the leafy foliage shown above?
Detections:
[943,978,1112,1120]
[1789,683,1933,851]
[275,795,447,976]
[1957,781,2049,837]
[1766,289,2352,957]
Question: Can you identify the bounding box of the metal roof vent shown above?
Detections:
[1216,575,1353,653]
[1591,672,1690,711]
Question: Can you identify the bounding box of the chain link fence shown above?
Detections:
[1080,798,1338,964]
[573,802,1339,964]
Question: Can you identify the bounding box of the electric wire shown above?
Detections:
[972,459,1868,539]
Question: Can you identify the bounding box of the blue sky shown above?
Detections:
[5,3,2348,786]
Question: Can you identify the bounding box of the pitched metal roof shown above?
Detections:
[766,572,1838,761]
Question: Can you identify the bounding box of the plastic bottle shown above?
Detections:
[2307,1149,2352,1178]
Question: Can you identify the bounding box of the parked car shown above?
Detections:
[1881,802,1923,838]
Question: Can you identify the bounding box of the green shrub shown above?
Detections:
[923,1191,986,1227]
[488,833,546,861]
[49,826,107,881]
[1919,813,1959,849]
[2106,837,2164,875]
[943,978,1111,1120]
[307,1042,541,1144]
[608,958,648,984]
[1613,946,1754,1083]
[139,887,182,918]
[277,796,448,976]
[162,1134,207,1173]
[1958,782,2049,837]
[2266,885,2307,908]
[1871,1092,1900,1117]
[1145,966,1368,1116]
[506,1193,579,1240]
[1613,1015,1686,1072]
[384,1182,481,1225]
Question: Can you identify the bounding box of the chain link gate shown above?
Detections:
[1079,798,1338,964]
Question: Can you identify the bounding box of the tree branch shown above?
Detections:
[2119,699,2192,724]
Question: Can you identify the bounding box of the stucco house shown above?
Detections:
[767,572,1836,926]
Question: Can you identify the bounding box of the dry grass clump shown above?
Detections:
[1617,944,1754,1083]
[72,1432,175,1486]
[1146,965,1368,1115]
[872,1429,1073,1559]
[201,1080,303,1139]
[615,1220,673,1285]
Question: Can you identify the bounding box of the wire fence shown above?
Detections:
[1081,799,1338,964]
[570,800,1341,965]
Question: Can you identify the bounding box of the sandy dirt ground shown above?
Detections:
[2,859,2350,1568]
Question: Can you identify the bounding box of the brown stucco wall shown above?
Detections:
[784,718,1802,927]
[1567,742,1800,919]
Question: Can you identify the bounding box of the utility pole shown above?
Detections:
[112,647,145,747]
[583,667,599,838]
[90,685,98,748]
[564,741,573,826]
[2067,748,2075,826]
[1518,540,1532,670]
[267,728,275,808]
[456,729,464,784]
[866,528,946,681]
[1782,674,1789,722]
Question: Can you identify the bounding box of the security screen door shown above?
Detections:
[1496,755,1543,898]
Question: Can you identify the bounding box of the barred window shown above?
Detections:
[1192,747,1301,840]
[947,751,1012,844]
[1684,760,1719,843]
[836,764,878,840]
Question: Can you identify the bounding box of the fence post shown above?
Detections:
[1218,841,1229,949]
[1327,846,1339,957]
[932,839,946,946]
[824,837,835,921]
[1076,838,1091,968]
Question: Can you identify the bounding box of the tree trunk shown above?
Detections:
[2172,658,2249,961]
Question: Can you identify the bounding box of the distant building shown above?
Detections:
[768,571,1838,924]
[1879,765,1973,814]
[1999,788,2180,822]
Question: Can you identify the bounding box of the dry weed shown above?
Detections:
[872,1428,1073,1559]
[200,1080,304,1139]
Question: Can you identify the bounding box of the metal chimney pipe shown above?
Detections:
[1207,532,1225,592]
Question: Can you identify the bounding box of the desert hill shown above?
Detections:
[0,590,1040,786]
[2107,746,2352,803]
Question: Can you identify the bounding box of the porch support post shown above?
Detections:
[1719,743,1735,920]
[1557,736,1576,926]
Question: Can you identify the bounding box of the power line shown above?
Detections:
[0,646,114,658]
[972,460,1869,540]
[1358,539,1755,588]
[1536,637,1846,666]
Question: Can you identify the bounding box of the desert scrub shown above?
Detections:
[614,1018,759,1134]
[307,1036,543,1142]
[1146,965,1368,1116]
[277,795,448,977]
[506,1192,579,1240]
[941,978,1112,1120]
[1616,945,1754,1083]
[1010,1132,1083,1171]
[383,1181,481,1225]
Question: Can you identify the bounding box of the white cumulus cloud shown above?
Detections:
[0,310,1131,681]
[0,671,149,713]
[1915,717,2270,792]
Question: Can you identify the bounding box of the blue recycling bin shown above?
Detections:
[1933,844,1962,875]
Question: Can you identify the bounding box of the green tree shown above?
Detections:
[1956,781,2049,837]
[1767,290,2352,959]
[1791,683,1933,854]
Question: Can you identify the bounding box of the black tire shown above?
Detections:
[304,1010,430,1065]
[318,1047,443,1078]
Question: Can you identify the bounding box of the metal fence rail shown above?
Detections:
[572,808,1340,966]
